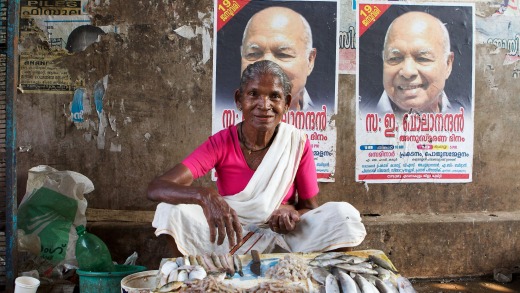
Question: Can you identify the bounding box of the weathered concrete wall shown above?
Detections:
[14,0,520,278]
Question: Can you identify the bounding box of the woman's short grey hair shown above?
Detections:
[238,60,293,99]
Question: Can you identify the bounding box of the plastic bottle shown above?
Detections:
[75,225,115,272]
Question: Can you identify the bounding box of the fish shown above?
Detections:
[310,267,330,285]
[188,255,198,266]
[351,262,374,270]
[374,267,393,281]
[362,274,382,286]
[396,276,417,293]
[167,269,178,283]
[211,252,224,271]
[196,255,209,272]
[176,269,188,282]
[155,280,183,292]
[183,256,191,266]
[233,254,244,277]
[208,271,227,281]
[158,261,178,287]
[202,253,219,272]
[375,277,399,293]
[339,255,370,265]
[218,253,235,277]
[334,263,378,275]
[309,258,348,267]
[332,268,361,293]
[314,252,347,260]
[225,253,236,276]
[353,273,379,293]
[369,255,398,273]
[188,265,207,280]
[324,274,340,293]
[175,256,185,267]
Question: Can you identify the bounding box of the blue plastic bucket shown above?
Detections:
[77,264,147,293]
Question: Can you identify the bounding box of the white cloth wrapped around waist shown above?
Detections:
[152,201,367,255]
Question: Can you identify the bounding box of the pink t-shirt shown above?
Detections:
[182,124,319,204]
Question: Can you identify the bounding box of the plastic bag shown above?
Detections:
[18,165,94,266]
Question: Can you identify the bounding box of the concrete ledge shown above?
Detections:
[359,211,520,278]
[86,210,520,278]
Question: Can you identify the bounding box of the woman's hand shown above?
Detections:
[268,204,301,234]
[267,197,319,234]
[200,190,243,247]
[147,163,243,248]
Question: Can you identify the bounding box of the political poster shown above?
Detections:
[356,2,475,183]
[213,0,339,181]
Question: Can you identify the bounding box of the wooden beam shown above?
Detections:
[86,208,155,223]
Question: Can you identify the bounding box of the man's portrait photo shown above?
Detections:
[358,4,474,118]
[213,0,338,123]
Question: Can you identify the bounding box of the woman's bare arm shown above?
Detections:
[147,163,242,246]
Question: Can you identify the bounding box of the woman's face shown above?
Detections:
[235,73,291,132]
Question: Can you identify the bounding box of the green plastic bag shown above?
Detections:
[18,165,94,265]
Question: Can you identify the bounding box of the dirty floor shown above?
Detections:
[412,276,520,293]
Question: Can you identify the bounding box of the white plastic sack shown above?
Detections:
[18,165,94,265]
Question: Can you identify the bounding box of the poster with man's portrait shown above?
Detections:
[213,0,339,181]
[355,2,475,183]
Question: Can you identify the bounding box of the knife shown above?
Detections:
[250,250,261,276]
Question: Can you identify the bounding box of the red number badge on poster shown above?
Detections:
[358,3,390,36]
[216,0,250,31]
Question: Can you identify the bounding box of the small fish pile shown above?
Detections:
[247,280,307,293]
[308,252,404,293]
[178,275,243,293]
[265,255,310,282]
[155,253,244,292]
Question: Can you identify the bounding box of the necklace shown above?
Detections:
[239,124,271,155]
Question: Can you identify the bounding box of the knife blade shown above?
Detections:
[250,250,261,276]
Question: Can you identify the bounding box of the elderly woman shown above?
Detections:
[148,60,366,255]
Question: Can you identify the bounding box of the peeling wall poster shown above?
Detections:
[355,2,475,183]
[19,0,103,93]
[339,0,357,74]
[476,0,520,75]
[213,0,339,182]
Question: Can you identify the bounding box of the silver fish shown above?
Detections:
[311,267,331,285]
[325,274,340,293]
[233,254,244,277]
[339,255,370,265]
[369,255,398,273]
[225,253,236,276]
[332,268,361,293]
[315,252,348,260]
[375,277,399,293]
[195,255,209,272]
[218,253,234,277]
[374,267,393,281]
[310,258,348,267]
[353,274,379,293]
[155,281,183,292]
[176,269,188,282]
[361,274,379,285]
[188,255,198,266]
[396,276,417,293]
[211,252,224,270]
[175,256,185,267]
[334,263,378,275]
[202,253,219,272]
[351,262,374,270]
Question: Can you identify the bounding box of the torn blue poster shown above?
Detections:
[71,88,85,122]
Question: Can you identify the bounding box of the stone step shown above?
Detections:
[86,210,520,278]
[360,211,520,278]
